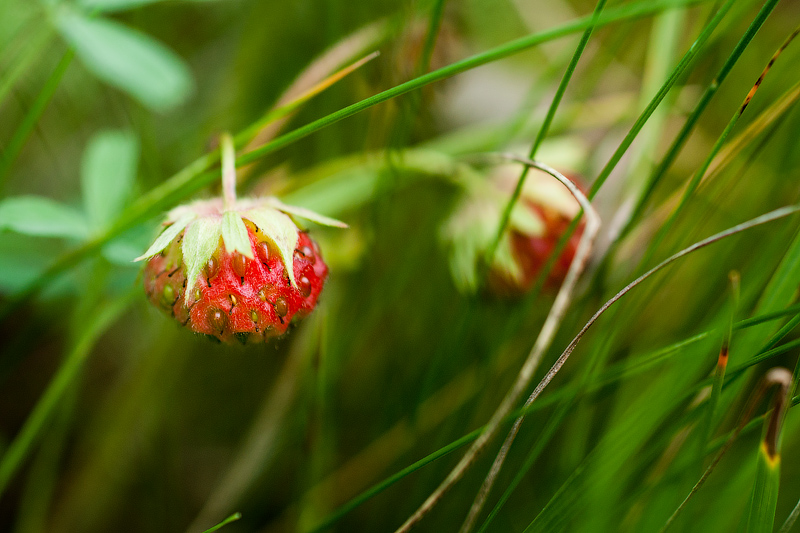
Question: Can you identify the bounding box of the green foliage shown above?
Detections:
[81,130,139,231]
[55,8,193,111]
[3,0,800,532]
[0,196,88,239]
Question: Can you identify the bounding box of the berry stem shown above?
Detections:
[221,132,237,210]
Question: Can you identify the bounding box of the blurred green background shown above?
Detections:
[2,0,800,531]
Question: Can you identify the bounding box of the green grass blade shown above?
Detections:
[484,0,607,282]
[0,50,73,190]
[0,29,51,111]
[0,291,133,498]
[201,512,242,533]
[620,0,783,240]
[746,369,792,532]
[747,444,781,533]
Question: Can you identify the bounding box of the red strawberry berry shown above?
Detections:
[136,134,346,343]
[442,163,584,296]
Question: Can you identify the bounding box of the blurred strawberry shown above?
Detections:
[442,163,584,296]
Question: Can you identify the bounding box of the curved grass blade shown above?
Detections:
[483,0,607,292]
[394,157,600,533]
[659,367,792,532]
[464,0,608,515]
[306,303,800,531]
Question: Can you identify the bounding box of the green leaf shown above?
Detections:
[181,217,221,304]
[746,444,781,533]
[222,211,254,259]
[55,9,193,111]
[244,208,299,288]
[267,197,348,228]
[133,213,195,261]
[81,130,139,231]
[0,196,89,239]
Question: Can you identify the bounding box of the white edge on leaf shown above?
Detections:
[182,217,222,305]
[244,208,300,288]
[133,213,195,262]
[222,210,255,259]
[266,197,348,228]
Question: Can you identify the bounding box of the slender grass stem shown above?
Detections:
[309,303,800,531]
[483,0,607,292]
[620,0,783,242]
[396,157,601,533]
[0,29,51,111]
[0,50,73,191]
[0,291,135,498]
[638,22,800,271]
[464,0,608,525]
[201,512,242,533]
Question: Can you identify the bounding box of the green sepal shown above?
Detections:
[267,197,348,228]
[244,208,299,287]
[181,217,222,304]
[133,213,195,261]
[222,211,254,259]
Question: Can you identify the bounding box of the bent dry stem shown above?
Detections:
[395,156,601,532]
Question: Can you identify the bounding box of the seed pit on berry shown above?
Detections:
[229,294,238,307]
[232,253,247,283]
[256,241,270,264]
[274,297,288,318]
[258,288,267,301]
[160,284,176,308]
[207,307,228,333]
[250,310,259,323]
[296,245,315,264]
[205,256,219,286]
[298,276,311,297]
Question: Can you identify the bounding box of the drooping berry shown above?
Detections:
[137,134,347,343]
[441,163,584,296]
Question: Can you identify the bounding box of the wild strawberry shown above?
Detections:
[135,134,346,343]
[441,163,584,296]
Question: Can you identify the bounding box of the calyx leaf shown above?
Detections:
[222,211,254,259]
[134,213,195,261]
[244,207,300,287]
[267,197,348,228]
[182,217,222,303]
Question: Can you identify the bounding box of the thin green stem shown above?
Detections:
[0,50,73,191]
[619,0,783,242]
[418,0,447,76]
[0,29,51,111]
[639,18,797,270]
[221,133,236,209]
[0,291,134,498]
[484,0,607,283]
[202,512,242,533]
